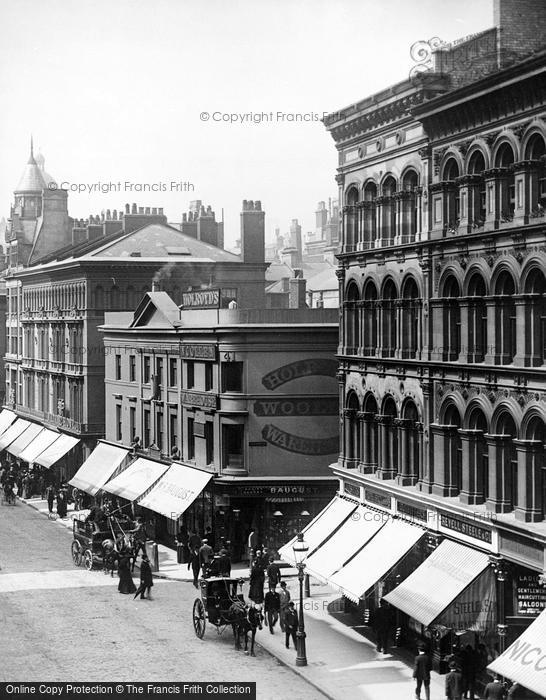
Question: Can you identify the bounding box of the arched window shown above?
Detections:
[345,392,360,466]
[363,394,378,471]
[345,282,360,353]
[401,277,420,358]
[497,412,518,510]
[442,276,461,360]
[495,143,516,222]
[363,282,378,356]
[468,151,486,228]
[468,407,489,501]
[402,400,420,483]
[382,396,398,476]
[381,280,397,358]
[344,187,359,251]
[363,182,377,247]
[445,404,462,493]
[442,158,461,228]
[523,268,546,366]
[401,170,419,242]
[525,417,546,519]
[524,133,546,214]
[380,176,396,245]
[467,274,487,362]
[494,271,516,364]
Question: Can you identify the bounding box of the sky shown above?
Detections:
[0,0,494,249]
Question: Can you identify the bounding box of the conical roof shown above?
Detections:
[15,153,48,193]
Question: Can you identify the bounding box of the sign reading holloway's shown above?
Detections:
[138,462,212,520]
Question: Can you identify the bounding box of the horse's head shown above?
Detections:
[248,605,263,630]
[101,538,115,552]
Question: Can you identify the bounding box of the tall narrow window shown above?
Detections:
[222,362,243,392]
[187,417,195,460]
[129,355,136,382]
[143,356,151,384]
[169,358,178,387]
[129,406,136,442]
[143,408,151,447]
[115,354,122,380]
[186,361,195,389]
[205,421,214,465]
[116,404,122,441]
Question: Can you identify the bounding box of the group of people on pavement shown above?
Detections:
[182,528,233,588]
[412,637,528,700]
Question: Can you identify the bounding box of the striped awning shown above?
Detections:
[101,457,170,502]
[35,434,80,469]
[279,497,357,566]
[138,462,213,520]
[6,422,43,458]
[0,419,31,450]
[383,539,491,627]
[0,409,17,436]
[330,518,426,603]
[69,442,128,494]
[305,506,386,583]
[487,609,546,697]
[18,428,60,464]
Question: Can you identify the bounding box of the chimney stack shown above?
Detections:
[240,199,265,264]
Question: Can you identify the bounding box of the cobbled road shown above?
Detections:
[0,502,324,699]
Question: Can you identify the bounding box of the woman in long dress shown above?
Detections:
[117,553,137,594]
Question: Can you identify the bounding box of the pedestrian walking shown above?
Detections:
[249,559,265,606]
[187,547,200,588]
[413,643,432,700]
[266,556,282,589]
[278,580,290,632]
[483,676,506,699]
[198,539,213,576]
[446,661,464,700]
[133,554,153,600]
[45,484,55,514]
[506,682,524,699]
[248,529,258,567]
[117,553,137,595]
[284,601,298,649]
[373,599,392,653]
[130,516,147,571]
[264,586,281,634]
[56,488,67,519]
[461,644,478,700]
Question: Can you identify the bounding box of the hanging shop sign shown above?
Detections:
[440,513,492,544]
[437,568,497,632]
[516,572,546,617]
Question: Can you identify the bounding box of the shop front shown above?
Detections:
[216,477,337,563]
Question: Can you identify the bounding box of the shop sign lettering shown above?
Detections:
[254,397,338,417]
[344,482,360,498]
[227,485,321,497]
[261,424,338,455]
[180,344,216,360]
[181,289,220,308]
[180,391,218,409]
[261,359,338,390]
[397,500,427,522]
[516,573,546,616]
[438,569,496,632]
[365,489,391,510]
[440,514,492,543]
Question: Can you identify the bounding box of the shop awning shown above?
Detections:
[279,497,357,566]
[102,457,170,502]
[305,506,387,583]
[68,442,128,494]
[0,419,31,450]
[6,422,43,457]
[0,409,17,436]
[34,434,80,469]
[487,609,546,697]
[330,519,426,603]
[383,539,491,627]
[18,428,60,464]
[138,462,213,520]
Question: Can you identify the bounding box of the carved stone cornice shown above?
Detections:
[429,181,457,193]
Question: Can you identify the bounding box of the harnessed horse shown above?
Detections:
[230,601,263,656]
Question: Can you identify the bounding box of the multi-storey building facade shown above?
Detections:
[5,200,269,470]
[319,0,546,661]
[100,294,339,560]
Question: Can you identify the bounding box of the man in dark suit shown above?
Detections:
[446,661,463,700]
[134,554,154,600]
[483,676,506,700]
[284,601,298,649]
[198,539,213,576]
[264,586,281,634]
[413,644,432,700]
[373,599,392,653]
[266,556,282,590]
[187,547,200,588]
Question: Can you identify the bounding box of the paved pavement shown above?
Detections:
[14,495,452,700]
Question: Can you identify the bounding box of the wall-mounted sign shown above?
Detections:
[364,488,391,510]
[261,424,338,456]
[180,344,216,360]
[440,514,492,544]
[181,391,218,409]
[181,289,220,309]
[224,484,324,498]
[516,572,546,617]
[344,482,360,499]
[499,533,544,568]
[262,358,338,390]
[254,397,338,417]
[397,500,427,522]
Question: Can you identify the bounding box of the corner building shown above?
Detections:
[321,0,546,666]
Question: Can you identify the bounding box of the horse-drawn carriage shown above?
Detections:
[71,517,112,570]
[192,576,263,655]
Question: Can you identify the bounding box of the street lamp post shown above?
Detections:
[292,532,309,667]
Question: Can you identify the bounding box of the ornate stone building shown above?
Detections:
[322,0,546,656]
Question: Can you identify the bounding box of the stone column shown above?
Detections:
[336,370,345,465]
[343,408,358,469]
[375,300,383,358]
[336,268,345,354]
[514,439,544,522]
[458,429,485,505]
[512,160,541,225]
[485,434,513,514]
